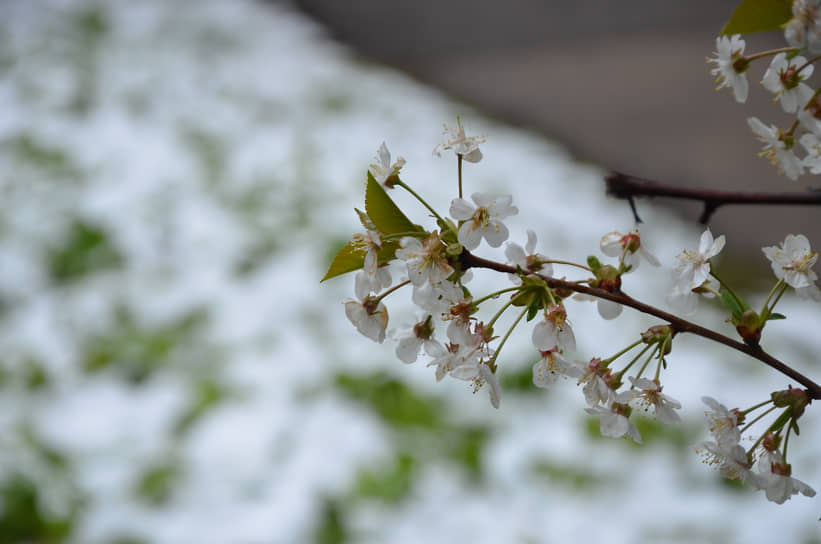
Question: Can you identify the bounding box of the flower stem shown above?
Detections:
[372,280,411,304]
[458,153,463,200]
[487,298,516,328]
[604,338,644,365]
[745,47,800,62]
[614,343,653,381]
[473,286,525,307]
[634,344,661,382]
[710,265,746,310]
[797,54,821,74]
[395,180,447,226]
[545,259,593,272]
[760,278,785,315]
[740,398,774,417]
[740,405,777,436]
[782,418,793,459]
[745,407,790,453]
[487,306,529,370]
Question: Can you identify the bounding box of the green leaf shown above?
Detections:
[365,172,420,235]
[766,312,787,321]
[320,239,399,282]
[720,288,745,319]
[720,0,792,35]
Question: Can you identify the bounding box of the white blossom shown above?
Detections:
[585,401,642,443]
[671,229,725,296]
[396,232,454,286]
[666,275,719,316]
[628,377,681,424]
[426,322,489,382]
[701,396,741,449]
[572,359,613,406]
[785,0,821,54]
[762,233,819,289]
[411,279,467,316]
[799,132,821,174]
[354,267,391,300]
[344,297,389,343]
[450,193,518,250]
[708,34,749,103]
[394,315,442,364]
[747,117,804,180]
[799,106,821,138]
[600,230,659,272]
[505,229,552,284]
[368,142,405,187]
[532,306,576,353]
[351,230,391,299]
[695,441,758,485]
[532,349,581,389]
[433,118,486,163]
[756,450,816,504]
[761,53,814,113]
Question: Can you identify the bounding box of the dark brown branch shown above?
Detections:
[460,250,821,400]
[606,171,821,224]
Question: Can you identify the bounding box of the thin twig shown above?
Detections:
[460,250,821,399]
[605,171,821,224]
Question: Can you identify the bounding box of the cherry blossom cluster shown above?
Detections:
[708,2,821,179]
[329,119,820,503]
[696,392,815,504]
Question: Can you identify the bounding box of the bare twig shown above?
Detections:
[460,250,821,399]
[605,171,821,224]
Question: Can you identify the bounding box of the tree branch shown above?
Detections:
[460,250,821,399]
[605,171,821,224]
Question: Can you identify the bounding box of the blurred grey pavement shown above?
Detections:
[292,0,820,263]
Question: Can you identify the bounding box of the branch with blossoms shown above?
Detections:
[323,1,821,508]
[323,114,820,504]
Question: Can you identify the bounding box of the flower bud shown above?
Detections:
[771,386,812,419]
[761,432,781,453]
[734,309,761,347]
[446,242,463,257]
[641,325,674,354]
[587,255,602,272]
[595,265,621,292]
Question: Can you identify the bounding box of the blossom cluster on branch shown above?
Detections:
[709,0,821,179]
[323,115,820,504]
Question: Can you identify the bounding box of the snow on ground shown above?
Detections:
[0,1,818,543]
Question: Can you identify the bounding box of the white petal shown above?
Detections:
[458,221,483,250]
[597,299,622,320]
[525,230,538,254]
[396,336,422,364]
[532,320,557,351]
[480,364,501,408]
[462,148,482,163]
[449,198,475,221]
[483,220,509,248]
[505,243,527,267]
[377,142,391,167]
[600,232,623,257]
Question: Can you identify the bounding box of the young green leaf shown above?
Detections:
[721,0,792,35]
[365,172,421,235]
[766,312,787,321]
[321,239,399,282]
[720,288,745,319]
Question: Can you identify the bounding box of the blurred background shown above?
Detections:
[0,1,819,543]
